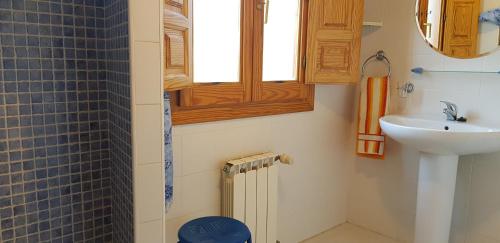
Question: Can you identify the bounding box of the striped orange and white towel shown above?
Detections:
[356,76,390,159]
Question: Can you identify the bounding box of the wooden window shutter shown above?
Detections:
[164,0,193,91]
[305,0,364,84]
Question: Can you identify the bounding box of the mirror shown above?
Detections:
[416,0,500,58]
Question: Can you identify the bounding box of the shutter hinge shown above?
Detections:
[302,56,307,69]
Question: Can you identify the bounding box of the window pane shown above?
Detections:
[262,0,301,82]
[193,0,241,83]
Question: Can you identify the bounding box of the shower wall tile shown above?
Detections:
[0,0,112,242]
[104,0,133,242]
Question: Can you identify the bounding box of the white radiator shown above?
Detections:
[222,153,292,243]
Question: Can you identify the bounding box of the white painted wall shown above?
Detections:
[165,85,356,243]
[348,0,500,242]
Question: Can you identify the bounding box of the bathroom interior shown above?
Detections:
[1,0,500,242]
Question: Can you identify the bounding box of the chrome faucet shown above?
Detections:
[440,101,458,121]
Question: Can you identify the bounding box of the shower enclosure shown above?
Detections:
[0,0,133,242]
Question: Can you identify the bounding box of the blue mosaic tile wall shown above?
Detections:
[104,0,133,242]
[0,0,115,242]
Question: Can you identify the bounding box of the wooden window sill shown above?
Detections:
[171,94,314,125]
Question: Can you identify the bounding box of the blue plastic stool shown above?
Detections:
[178,216,252,243]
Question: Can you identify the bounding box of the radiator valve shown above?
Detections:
[278,154,293,165]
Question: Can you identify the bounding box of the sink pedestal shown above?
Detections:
[380,115,500,243]
[414,153,459,243]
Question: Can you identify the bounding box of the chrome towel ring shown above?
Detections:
[362,50,392,77]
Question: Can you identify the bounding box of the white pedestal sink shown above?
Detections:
[380,115,500,243]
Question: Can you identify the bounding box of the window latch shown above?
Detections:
[257,0,270,24]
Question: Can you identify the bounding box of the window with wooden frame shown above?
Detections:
[164,0,364,125]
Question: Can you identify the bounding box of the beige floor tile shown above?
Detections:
[303,223,401,243]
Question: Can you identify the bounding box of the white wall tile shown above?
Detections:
[136,219,164,243]
[136,163,164,222]
[172,133,183,176]
[467,154,500,240]
[181,170,220,213]
[135,105,162,165]
[129,0,164,241]
[478,77,500,123]
[133,42,162,105]
[442,56,485,72]
[180,131,229,176]
[411,54,445,71]
[450,156,474,243]
[481,52,500,72]
[130,0,160,42]
[180,125,272,176]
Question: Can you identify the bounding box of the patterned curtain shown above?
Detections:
[164,93,174,209]
[479,9,500,26]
